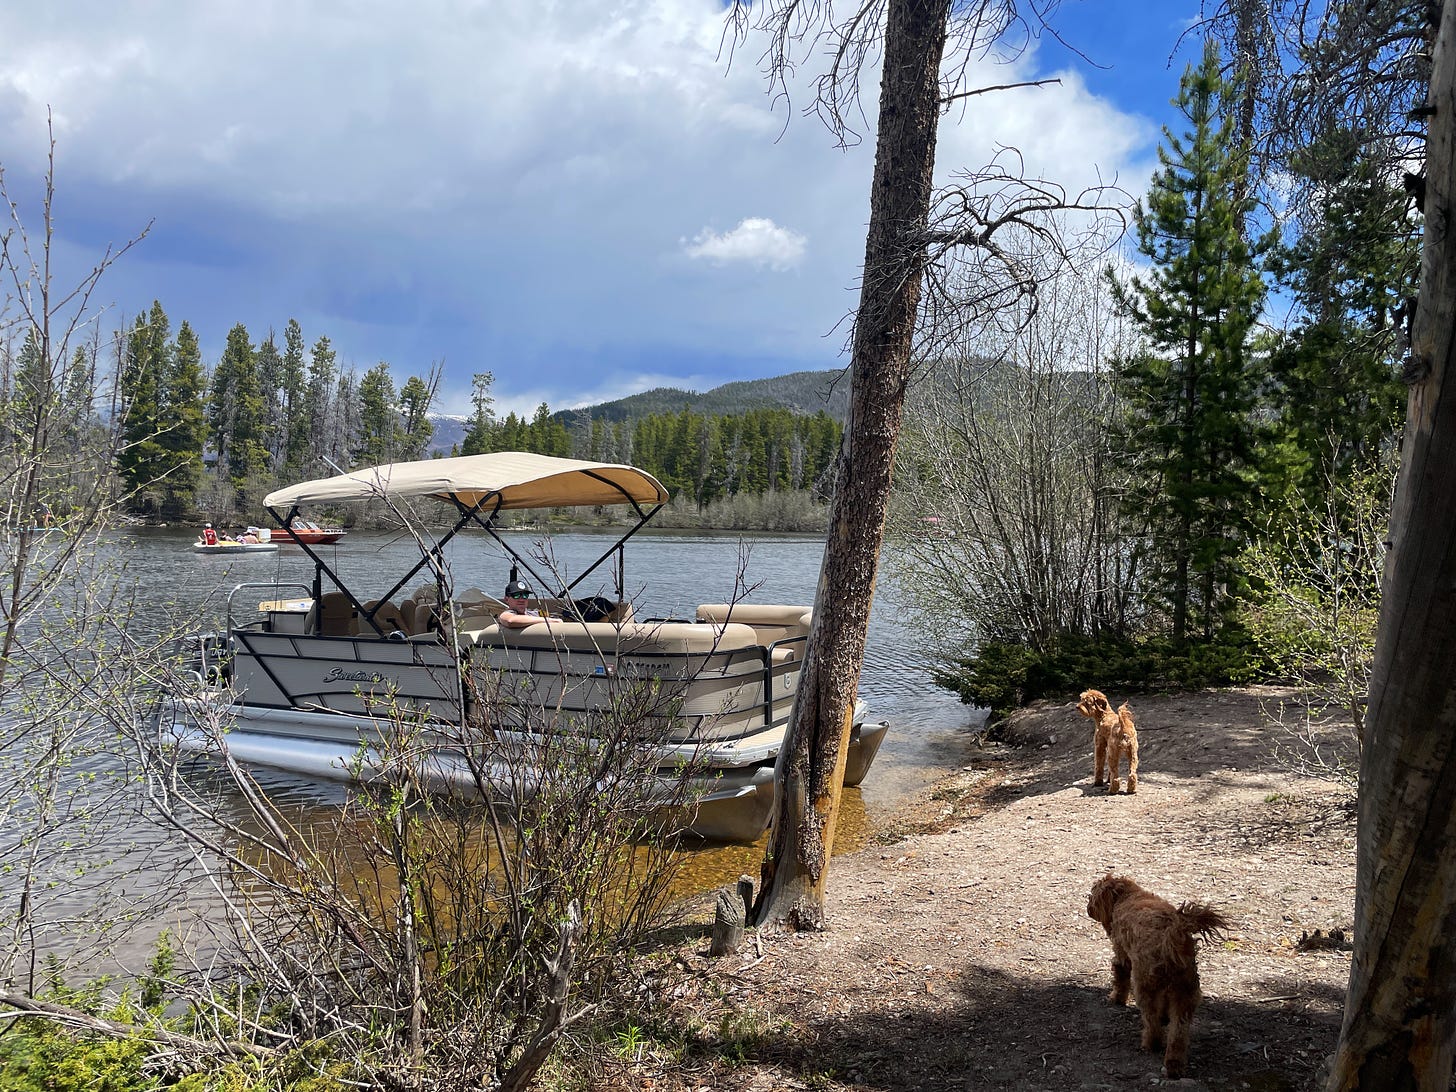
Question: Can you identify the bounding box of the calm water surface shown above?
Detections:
[78,527,984,966]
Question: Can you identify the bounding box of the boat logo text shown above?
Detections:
[323,667,392,685]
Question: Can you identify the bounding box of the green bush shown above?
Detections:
[0,948,349,1092]
[934,629,1265,721]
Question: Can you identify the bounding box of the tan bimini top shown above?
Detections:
[263,451,669,511]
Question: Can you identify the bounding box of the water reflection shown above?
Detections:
[185,754,873,933]
[665,785,871,901]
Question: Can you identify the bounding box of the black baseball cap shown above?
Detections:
[505,579,533,599]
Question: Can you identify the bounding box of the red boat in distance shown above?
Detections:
[281,518,347,546]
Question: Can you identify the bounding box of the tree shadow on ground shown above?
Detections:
[725,960,1339,1092]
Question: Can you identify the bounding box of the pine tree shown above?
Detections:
[117,303,173,515]
[305,336,340,475]
[526,402,550,455]
[332,367,360,471]
[59,345,95,454]
[496,412,526,451]
[254,331,285,472]
[157,320,206,519]
[11,328,50,434]
[208,323,267,490]
[281,319,310,474]
[398,374,435,459]
[461,372,498,456]
[695,415,723,507]
[1111,39,1270,644]
[1266,126,1415,499]
[355,362,399,464]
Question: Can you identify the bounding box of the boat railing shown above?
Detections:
[763,633,807,728]
[225,582,314,633]
[213,591,815,745]
[466,617,810,744]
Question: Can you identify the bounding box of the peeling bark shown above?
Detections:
[1328,4,1456,1088]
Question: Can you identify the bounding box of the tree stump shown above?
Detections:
[709,876,755,957]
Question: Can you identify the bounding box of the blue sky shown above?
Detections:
[0,1,1204,418]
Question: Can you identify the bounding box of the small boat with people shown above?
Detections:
[192,524,280,555]
[156,452,888,841]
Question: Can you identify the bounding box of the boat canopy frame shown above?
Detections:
[260,452,669,633]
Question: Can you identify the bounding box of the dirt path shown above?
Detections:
[632,686,1357,1091]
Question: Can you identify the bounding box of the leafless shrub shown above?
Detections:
[1241,453,1392,783]
[888,245,1147,655]
[121,627,706,1090]
[0,120,163,990]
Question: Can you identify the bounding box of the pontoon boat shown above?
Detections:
[157,452,887,841]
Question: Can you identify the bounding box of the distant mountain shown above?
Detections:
[425,368,850,456]
[551,368,852,425]
[428,415,469,455]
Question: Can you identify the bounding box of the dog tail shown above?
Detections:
[1176,901,1230,942]
[1116,702,1135,733]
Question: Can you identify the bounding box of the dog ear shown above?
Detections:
[1087,874,1117,923]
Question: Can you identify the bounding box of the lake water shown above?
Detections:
[33,526,986,969]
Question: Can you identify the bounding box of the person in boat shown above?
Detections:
[200,522,218,546]
[498,579,617,628]
[498,579,548,628]
[238,527,260,544]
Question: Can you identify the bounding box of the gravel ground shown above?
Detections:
[612,686,1357,1092]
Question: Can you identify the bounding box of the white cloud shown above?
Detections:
[682,217,807,271]
[436,370,723,419]
[0,1,1162,411]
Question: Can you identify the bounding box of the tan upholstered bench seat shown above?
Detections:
[695,603,812,647]
[463,619,760,655]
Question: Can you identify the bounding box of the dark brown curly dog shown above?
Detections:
[1087,873,1229,1079]
[1077,688,1139,793]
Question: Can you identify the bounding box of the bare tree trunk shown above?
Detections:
[1327,4,1456,1088]
[754,0,949,928]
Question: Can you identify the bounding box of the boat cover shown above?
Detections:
[264,451,669,510]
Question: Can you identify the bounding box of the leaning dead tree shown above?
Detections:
[1326,4,1456,1088]
[729,0,1124,928]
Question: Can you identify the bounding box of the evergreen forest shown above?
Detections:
[83,311,844,526]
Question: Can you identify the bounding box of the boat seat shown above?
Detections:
[436,603,502,649]
[457,588,508,615]
[360,599,411,638]
[696,603,813,647]
[409,598,440,636]
[316,592,357,636]
[472,619,761,655]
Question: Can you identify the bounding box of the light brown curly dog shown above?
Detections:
[1087,873,1229,1080]
[1077,688,1139,793]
